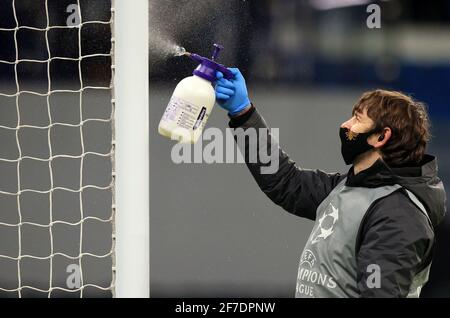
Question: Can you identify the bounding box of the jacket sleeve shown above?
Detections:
[229,105,345,221]
[356,189,435,297]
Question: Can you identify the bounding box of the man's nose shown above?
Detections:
[341,118,353,129]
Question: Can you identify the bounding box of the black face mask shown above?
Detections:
[339,127,377,165]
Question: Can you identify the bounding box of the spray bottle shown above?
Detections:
[158,44,233,144]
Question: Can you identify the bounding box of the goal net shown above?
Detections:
[0,0,149,298]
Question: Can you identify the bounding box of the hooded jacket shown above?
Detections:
[229,105,447,297]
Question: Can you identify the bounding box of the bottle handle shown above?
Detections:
[216,65,234,80]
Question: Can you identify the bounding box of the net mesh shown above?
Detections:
[0,0,115,297]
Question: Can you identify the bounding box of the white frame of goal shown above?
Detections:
[113,0,149,298]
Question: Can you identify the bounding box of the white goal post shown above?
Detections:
[113,0,150,298]
[0,0,149,298]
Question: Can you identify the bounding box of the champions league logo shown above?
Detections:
[300,250,317,268]
[311,203,339,244]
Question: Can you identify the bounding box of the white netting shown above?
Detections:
[0,0,115,297]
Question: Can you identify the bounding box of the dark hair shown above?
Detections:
[353,90,431,167]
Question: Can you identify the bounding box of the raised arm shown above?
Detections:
[215,68,345,220]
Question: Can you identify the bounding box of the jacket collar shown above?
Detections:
[346,158,397,188]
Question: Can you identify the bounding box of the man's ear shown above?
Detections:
[374,127,391,148]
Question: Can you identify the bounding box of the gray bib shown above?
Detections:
[296,178,431,298]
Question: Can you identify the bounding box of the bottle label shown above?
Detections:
[162,96,207,131]
[193,107,207,131]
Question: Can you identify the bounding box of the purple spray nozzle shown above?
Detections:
[211,43,223,61]
[187,44,234,82]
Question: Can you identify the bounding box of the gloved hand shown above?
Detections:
[215,68,251,116]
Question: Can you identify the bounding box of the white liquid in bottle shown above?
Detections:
[158,75,215,144]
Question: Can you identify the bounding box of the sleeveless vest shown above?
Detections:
[296,178,431,298]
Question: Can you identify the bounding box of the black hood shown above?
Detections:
[346,154,447,228]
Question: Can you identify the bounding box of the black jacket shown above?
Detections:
[229,105,447,297]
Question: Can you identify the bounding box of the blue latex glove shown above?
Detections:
[215,68,251,116]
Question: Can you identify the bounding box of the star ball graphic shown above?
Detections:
[311,203,339,244]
